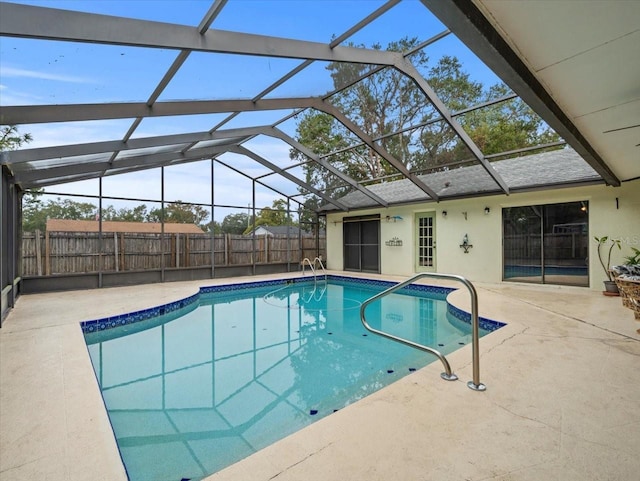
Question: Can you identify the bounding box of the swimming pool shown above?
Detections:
[83,276,504,481]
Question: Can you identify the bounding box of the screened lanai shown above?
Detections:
[1,0,637,322]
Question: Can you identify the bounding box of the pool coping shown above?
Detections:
[80,274,505,335]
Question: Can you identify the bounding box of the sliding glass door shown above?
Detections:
[503,201,588,286]
[343,216,380,273]
[503,206,543,283]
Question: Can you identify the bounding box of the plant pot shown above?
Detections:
[603,280,620,296]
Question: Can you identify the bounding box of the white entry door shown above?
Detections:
[416,213,436,272]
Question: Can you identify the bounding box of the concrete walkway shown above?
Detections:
[1,273,638,481]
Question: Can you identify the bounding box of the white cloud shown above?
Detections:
[242,137,295,167]
[0,85,44,104]
[0,66,92,84]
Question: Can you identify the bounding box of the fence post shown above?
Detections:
[45,229,50,275]
[185,234,190,267]
[176,234,180,268]
[264,235,268,263]
[170,234,176,268]
[114,232,119,272]
[120,232,125,271]
[34,229,42,276]
[225,233,229,265]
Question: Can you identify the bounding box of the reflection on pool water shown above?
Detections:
[83,277,503,481]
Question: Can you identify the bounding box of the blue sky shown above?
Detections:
[0,0,504,220]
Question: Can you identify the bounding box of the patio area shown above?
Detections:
[1,272,638,481]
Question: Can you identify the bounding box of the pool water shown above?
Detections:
[84,278,496,481]
[504,265,588,278]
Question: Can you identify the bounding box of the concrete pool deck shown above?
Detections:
[1,272,639,481]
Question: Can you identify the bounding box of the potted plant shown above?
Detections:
[594,236,621,294]
[624,247,640,266]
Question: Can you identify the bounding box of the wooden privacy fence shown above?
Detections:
[504,232,588,265]
[22,231,326,276]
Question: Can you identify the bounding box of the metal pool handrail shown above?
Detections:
[314,256,327,281]
[301,256,327,282]
[359,272,486,391]
[301,257,316,280]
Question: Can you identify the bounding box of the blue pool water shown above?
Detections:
[83,277,503,481]
[504,265,588,278]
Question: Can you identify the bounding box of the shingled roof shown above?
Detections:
[321,148,601,211]
[46,219,205,234]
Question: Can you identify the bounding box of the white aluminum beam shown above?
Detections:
[2,127,261,164]
[0,98,319,125]
[395,59,510,194]
[0,3,400,65]
[119,0,229,145]
[14,144,234,185]
[319,102,440,201]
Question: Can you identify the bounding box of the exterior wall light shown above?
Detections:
[442,211,447,218]
[460,233,473,253]
[484,207,490,215]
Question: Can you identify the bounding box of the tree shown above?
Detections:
[147,201,210,228]
[291,43,487,204]
[220,212,250,235]
[204,220,222,234]
[101,204,149,222]
[3,126,37,228]
[324,42,488,175]
[0,125,32,150]
[456,83,560,158]
[21,188,45,231]
[291,38,560,207]
[22,197,97,232]
[22,198,213,232]
[411,55,484,168]
[291,111,368,202]
[244,199,295,234]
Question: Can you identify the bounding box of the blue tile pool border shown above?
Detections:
[447,303,505,332]
[81,274,505,334]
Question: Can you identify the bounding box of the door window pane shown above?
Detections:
[503,206,542,283]
[503,202,588,286]
[344,245,360,270]
[543,202,588,286]
[418,215,434,268]
[361,245,379,272]
[361,220,379,245]
[344,222,360,245]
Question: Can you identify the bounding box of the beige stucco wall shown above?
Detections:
[326,179,640,290]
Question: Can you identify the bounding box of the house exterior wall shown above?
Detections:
[326,179,640,290]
